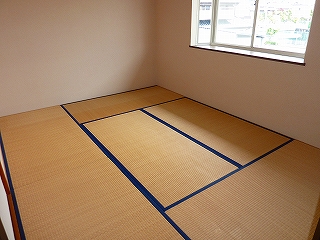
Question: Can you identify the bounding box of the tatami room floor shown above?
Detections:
[0,86,319,239]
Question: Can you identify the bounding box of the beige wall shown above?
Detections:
[1,0,319,148]
[0,0,156,117]
[155,0,320,148]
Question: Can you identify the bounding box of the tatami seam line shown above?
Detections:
[0,84,302,240]
[140,109,243,169]
[60,105,191,240]
[80,124,165,211]
[63,101,295,211]
[0,132,26,240]
[164,138,294,211]
[243,138,294,168]
[62,98,295,237]
[79,96,185,125]
[60,105,80,124]
[138,108,295,211]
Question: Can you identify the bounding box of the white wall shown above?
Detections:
[0,0,156,117]
[155,0,320,148]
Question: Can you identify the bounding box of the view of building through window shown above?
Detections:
[197,0,316,57]
[198,1,213,43]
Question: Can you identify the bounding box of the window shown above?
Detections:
[191,0,317,63]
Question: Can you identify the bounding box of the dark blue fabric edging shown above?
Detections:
[243,138,294,168]
[165,168,241,211]
[165,138,293,211]
[0,132,26,240]
[80,124,190,240]
[61,104,293,239]
[140,109,243,169]
[80,125,164,211]
[80,97,185,125]
[60,105,80,125]
[60,105,190,239]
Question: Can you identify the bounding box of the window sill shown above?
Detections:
[190,45,305,66]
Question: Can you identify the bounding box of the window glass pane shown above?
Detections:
[198,0,213,43]
[254,0,316,54]
[215,0,256,46]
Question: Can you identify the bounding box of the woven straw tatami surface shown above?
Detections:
[0,106,182,239]
[63,86,182,123]
[1,86,319,240]
[146,98,290,165]
[166,140,320,240]
[86,110,238,207]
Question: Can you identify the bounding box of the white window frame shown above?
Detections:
[191,0,316,64]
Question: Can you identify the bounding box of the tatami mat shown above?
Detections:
[14,155,182,240]
[166,140,320,240]
[0,106,106,188]
[1,86,319,240]
[0,107,182,239]
[63,86,183,123]
[85,110,238,207]
[146,98,290,165]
